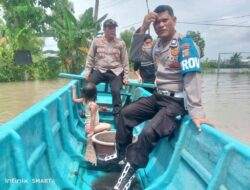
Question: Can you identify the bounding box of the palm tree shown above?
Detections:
[49,1,107,73]
[230,53,242,68]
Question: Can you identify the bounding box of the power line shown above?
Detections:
[101,0,131,10]
[117,20,250,32]
[188,14,250,23]
[117,21,142,31]
[177,21,250,28]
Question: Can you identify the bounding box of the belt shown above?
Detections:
[157,89,184,98]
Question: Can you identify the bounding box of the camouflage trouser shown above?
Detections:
[88,69,123,115]
[116,93,186,168]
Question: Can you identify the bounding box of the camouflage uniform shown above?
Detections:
[115,31,205,168]
[85,36,129,114]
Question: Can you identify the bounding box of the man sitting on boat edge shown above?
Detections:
[98,5,213,190]
[84,19,130,121]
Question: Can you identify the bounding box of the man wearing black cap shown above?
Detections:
[97,5,212,190]
[84,19,129,116]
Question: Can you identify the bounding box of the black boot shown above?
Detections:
[97,143,126,167]
[113,162,137,190]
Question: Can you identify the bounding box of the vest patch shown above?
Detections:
[178,35,201,74]
[181,57,200,73]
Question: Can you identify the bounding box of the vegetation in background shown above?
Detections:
[187,31,205,58]
[0,1,249,82]
[0,0,47,81]
[229,53,242,68]
[48,1,107,74]
[119,27,135,69]
[120,27,135,53]
[0,0,107,81]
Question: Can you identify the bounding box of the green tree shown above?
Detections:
[119,27,135,52]
[187,31,205,58]
[49,1,107,73]
[230,53,242,68]
[0,1,65,81]
[0,0,46,51]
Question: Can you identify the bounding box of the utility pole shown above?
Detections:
[94,0,99,22]
[217,53,221,74]
[145,0,150,34]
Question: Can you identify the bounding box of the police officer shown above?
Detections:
[133,34,156,93]
[98,5,212,190]
[84,19,130,116]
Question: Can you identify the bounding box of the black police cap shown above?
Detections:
[103,19,118,27]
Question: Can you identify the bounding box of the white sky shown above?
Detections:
[45,0,250,60]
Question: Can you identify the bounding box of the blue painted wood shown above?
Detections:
[0,73,250,190]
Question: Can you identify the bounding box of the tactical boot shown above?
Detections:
[113,162,137,190]
[97,143,126,167]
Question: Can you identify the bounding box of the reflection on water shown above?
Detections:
[202,73,250,145]
[0,74,250,145]
[0,79,69,125]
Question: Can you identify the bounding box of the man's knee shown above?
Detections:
[119,106,130,118]
[141,126,158,143]
[88,76,99,84]
[111,88,121,96]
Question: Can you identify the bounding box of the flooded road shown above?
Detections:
[0,74,250,145]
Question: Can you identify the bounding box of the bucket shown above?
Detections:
[92,131,137,157]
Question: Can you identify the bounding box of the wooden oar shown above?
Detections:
[59,72,155,89]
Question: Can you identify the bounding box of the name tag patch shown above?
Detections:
[181,57,200,74]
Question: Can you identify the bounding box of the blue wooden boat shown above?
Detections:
[0,72,249,190]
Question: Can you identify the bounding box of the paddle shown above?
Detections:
[59,72,155,89]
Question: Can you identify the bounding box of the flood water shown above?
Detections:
[0,74,250,145]
[202,74,250,145]
[0,79,69,124]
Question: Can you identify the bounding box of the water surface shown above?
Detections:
[202,74,250,145]
[0,74,249,145]
[0,79,69,124]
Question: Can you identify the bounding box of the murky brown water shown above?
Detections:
[202,73,250,145]
[0,79,69,125]
[0,74,250,145]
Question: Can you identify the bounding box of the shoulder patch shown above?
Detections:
[178,36,201,74]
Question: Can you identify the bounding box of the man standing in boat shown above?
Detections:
[84,19,130,117]
[98,5,212,190]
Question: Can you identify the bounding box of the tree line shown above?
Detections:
[0,0,106,82]
[1,0,249,82]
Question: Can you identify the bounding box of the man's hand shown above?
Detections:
[140,12,158,33]
[137,76,143,83]
[84,74,89,80]
[123,78,129,85]
[192,118,214,132]
[84,71,91,80]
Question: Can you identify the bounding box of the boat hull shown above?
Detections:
[0,77,249,190]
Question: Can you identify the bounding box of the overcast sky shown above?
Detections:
[46,0,250,60]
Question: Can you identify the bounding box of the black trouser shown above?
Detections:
[143,86,155,94]
[88,69,123,115]
[116,93,186,168]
